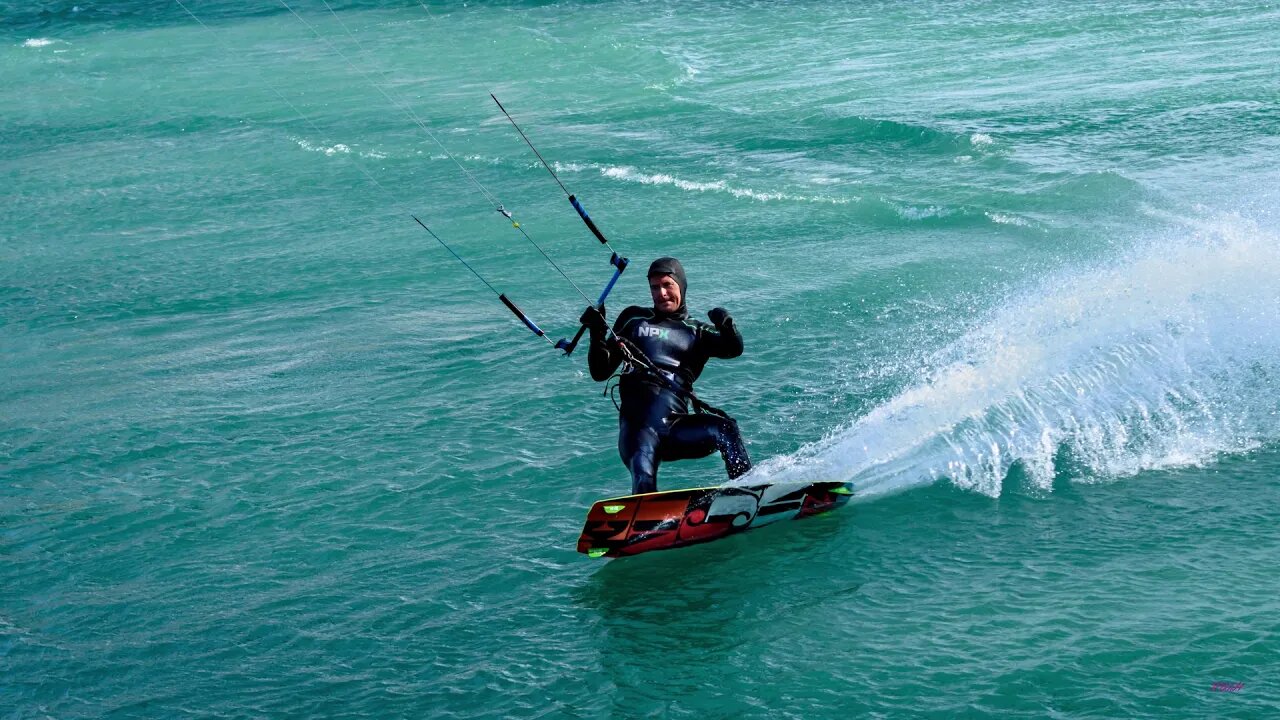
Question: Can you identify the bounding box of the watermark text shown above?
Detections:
[1211,682,1243,692]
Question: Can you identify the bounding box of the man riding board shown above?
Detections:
[581,256,752,495]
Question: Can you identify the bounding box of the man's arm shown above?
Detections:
[702,307,744,359]
[584,305,624,381]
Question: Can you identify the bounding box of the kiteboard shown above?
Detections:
[576,480,854,558]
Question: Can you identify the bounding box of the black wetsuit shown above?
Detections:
[587,305,752,494]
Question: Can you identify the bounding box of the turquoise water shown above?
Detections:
[4,1,1279,717]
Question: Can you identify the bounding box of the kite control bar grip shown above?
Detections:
[569,194,608,245]
[499,294,545,337]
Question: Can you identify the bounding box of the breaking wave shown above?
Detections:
[746,212,1280,497]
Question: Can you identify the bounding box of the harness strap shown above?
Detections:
[610,337,731,420]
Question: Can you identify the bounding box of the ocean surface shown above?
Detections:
[4,1,1280,717]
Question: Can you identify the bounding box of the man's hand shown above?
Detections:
[580,304,608,333]
[707,307,734,329]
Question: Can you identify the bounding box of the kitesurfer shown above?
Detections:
[582,256,752,494]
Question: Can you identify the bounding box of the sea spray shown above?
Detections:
[746,214,1280,497]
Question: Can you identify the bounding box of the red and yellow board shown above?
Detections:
[576,480,854,558]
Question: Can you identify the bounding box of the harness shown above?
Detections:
[603,336,731,420]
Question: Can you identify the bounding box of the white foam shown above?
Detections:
[293,137,351,156]
[290,138,386,160]
[893,204,951,221]
[596,165,850,205]
[987,212,1032,227]
[602,166,726,193]
[742,214,1280,498]
[970,132,994,148]
[645,63,701,91]
[22,38,56,48]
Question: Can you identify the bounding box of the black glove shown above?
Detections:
[707,307,733,329]
[580,304,607,333]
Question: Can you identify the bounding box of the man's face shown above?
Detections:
[649,274,682,313]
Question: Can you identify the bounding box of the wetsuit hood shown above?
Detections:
[648,256,688,319]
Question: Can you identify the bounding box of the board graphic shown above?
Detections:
[576,480,854,558]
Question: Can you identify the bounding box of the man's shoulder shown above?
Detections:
[678,316,716,335]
